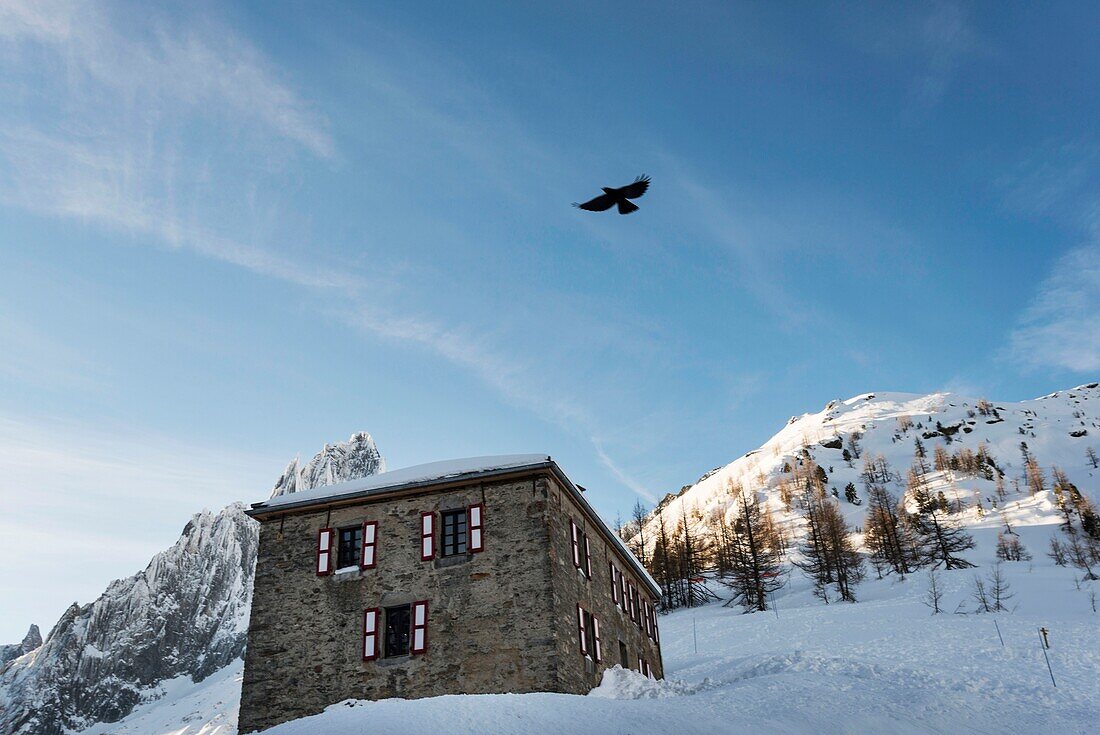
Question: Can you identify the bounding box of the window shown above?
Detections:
[441,509,468,557]
[384,605,411,657]
[569,518,592,578]
[619,640,629,668]
[337,526,363,569]
[576,605,600,661]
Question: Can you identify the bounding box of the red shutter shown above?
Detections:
[592,614,602,663]
[637,655,644,673]
[620,572,628,612]
[570,519,581,568]
[360,521,378,569]
[583,534,592,578]
[654,610,660,644]
[420,512,435,561]
[468,504,484,552]
[362,607,380,660]
[576,604,588,656]
[316,528,333,576]
[410,600,429,654]
[610,564,619,605]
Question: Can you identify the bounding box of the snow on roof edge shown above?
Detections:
[253,454,551,510]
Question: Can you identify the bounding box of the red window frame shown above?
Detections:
[420,512,435,561]
[362,607,380,661]
[570,519,581,569]
[316,527,333,576]
[583,535,592,578]
[360,521,378,569]
[576,603,588,657]
[410,600,429,654]
[468,503,484,552]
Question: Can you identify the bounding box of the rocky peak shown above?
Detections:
[271,431,385,499]
[0,624,42,668]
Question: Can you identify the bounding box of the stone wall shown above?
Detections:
[240,477,558,733]
[545,476,664,693]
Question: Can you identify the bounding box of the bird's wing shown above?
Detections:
[573,192,617,211]
[618,175,650,199]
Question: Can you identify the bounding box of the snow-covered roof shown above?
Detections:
[251,454,552,511]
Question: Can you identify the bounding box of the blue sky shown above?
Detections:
[2,1,1100,640]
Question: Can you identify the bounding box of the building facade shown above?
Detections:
[239,455,663,733]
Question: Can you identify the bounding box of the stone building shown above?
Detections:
[239,454,663,733]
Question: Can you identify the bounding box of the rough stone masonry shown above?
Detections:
[239,455,663,733]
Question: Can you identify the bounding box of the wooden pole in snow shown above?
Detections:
[1038,628,1056,688]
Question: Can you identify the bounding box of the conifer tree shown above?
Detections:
[718,483,785,612]
[630,500,649,567]
[995,532,1031,562]
[1025,456,1046,495]
[844,482,860,505]
[906,469,975,569]
[794,472,864,602]
[650,512,676,610]
[863,484,917,577]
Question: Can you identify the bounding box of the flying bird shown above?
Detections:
[573,175,651,215]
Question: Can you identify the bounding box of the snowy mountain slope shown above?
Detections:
[640,384,1100,554]
[0,432,383,735]
[0,505,256,735]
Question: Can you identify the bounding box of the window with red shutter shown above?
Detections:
[570,519,581,569]
[410,600,429,654]
[620,572,628,612]
[576,604,588,656]
[583,535,592,578]
[360,521,378,569]
[316,528,333,576]
[420,512,435,561]
[468,504,484,552]
[592,614,602,663]
[610,564,619,605]
[362,608,379,660]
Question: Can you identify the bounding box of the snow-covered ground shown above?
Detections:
[78,661,242,735]
[87,522,1098,734]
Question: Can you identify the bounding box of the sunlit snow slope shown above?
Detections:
[640,384,1100,551]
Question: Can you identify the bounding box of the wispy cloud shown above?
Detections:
[1001,141,1100,373]
[0,0,333,158]
[592,439,657,504]
[0,0,664,508]
[903,2,980,120]
[1009,244,1100,372]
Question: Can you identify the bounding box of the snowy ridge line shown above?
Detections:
[636,385,1100,556]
